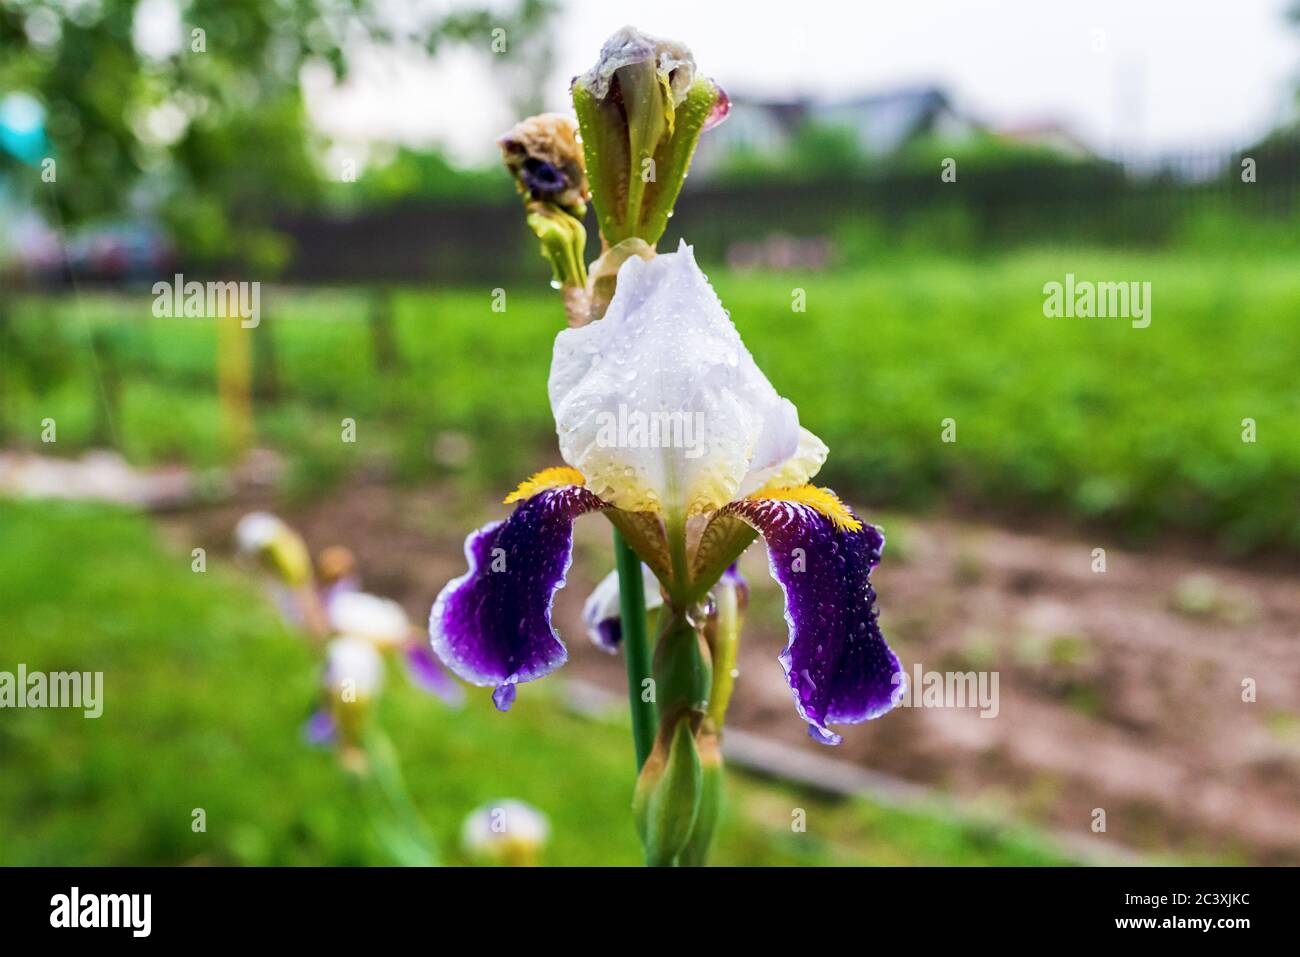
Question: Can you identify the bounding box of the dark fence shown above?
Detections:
[273,136,1300,284]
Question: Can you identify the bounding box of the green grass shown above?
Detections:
[0,500,1074,866]
[5,247,1298,551]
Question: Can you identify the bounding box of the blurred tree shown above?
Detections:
[344,145,512,207]
[0,0,558,269]
[716,122,866,182]
[437,0,557,119]
[788,123,864,176]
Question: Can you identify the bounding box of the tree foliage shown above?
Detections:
[0,0,557,268]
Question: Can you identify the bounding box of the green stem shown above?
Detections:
[614,528,655,770]
[362,728,438,866]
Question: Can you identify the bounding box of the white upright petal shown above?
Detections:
[738,426,829,496]
[549,241,801,517]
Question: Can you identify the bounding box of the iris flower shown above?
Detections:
[235,514,463,708]
[429,243,903,745]
[432,24,903,865]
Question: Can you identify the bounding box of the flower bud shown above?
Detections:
[499,114,590,298]
[498,113,589,219]
[235,511,312,587]
[317,545,357,588]
[632,712,702,866]
[572,26,729,248]
[324,635,384,746]
[704,564,748,726]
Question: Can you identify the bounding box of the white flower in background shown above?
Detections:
[461,799,550,866]
[325,636,385,703]
[328,591,412,651]
[234,511,282,552]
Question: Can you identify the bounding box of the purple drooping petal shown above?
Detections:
[430,485,605,709]
[303,708,337,747]
[725,497,903,745]
[404,642,466,707]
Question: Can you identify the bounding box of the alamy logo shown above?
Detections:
[152,273,261,328]
[50,887,151,937]
[890,664,999,718]
[1042,273,1151,328]
[594,403,707,459]
[0,665,102,717]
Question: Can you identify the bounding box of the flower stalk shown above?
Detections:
[574,27,732,865]
[460,26,898,869]
[613,528,656,770]
[359,727,439,867]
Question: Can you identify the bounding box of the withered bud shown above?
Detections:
[498,113,589,218]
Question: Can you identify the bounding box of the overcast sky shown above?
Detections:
[309,0,1299,163]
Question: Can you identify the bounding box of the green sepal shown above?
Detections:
[573,82,630,245]
[638,78,720,246]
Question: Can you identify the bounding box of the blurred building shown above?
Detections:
[994,121,1095,160]
[692,85,984,174]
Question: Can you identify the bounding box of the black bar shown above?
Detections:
[0,867,1282,943]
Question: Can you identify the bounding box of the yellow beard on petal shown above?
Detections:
[747,483,864,533]
[504,466,587,504]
